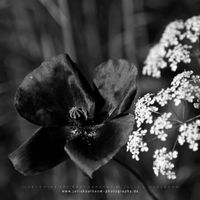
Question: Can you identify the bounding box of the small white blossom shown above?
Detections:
[193,103,200,109]
[171,71,200,107]
[184,16,200,43]
[178,120,200,151]
[127,128,149,161]
[155,88,172,106]
[143,16,200,78]
[143,44,167,78]
[160,20,185,47]
[150,113,173,141]
[166,44,191,72]
[171,70,193,86]
[135,94,158,127]
[153,147,178,179]
[152,71,200,108]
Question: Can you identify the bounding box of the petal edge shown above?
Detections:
[9,127,69,175]
[93,59,137,118]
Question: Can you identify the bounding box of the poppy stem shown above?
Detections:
[113,158,159,200]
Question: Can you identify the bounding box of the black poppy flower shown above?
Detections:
[9,54,137,178]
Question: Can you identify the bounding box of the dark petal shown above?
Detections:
[110,83,137,118]
[9,127,69,176]
[93,59,137,118]
[64,113,134,178]
[15,54,95,126]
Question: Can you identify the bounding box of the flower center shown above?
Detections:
[68,107,100,146]
[69,125,97,146]
[69,106,88,122]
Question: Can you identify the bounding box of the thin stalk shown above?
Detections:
[169,118,183,124]
[146,136,158,143]
[182,100,186,122]
[153,111,182,124]
[153,111,162,115]
[113,158,159,200]
[172,137,178,151]
[185,114,200,123]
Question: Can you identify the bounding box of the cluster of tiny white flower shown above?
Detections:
[154,88,172,106]
[142,44,167,78]
[185,16,200,42]
[178,120,200,151]
[171,71,200,107]
[153,147,178,180]
[134,93,157,127]
[143,16,200,78]
[127,71,200,179]
[150,113,173,141]
[134,71,200,127]
[154,71,200,107]
[127,128,149,161]
[160,20,185,47]
[165,44,191,72]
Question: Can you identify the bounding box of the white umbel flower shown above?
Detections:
[128,70,200,180]
[143,16,200,78]
[171,71,200,107]
[127,128,149,161]
[178,120,200,151]
[185,16,200,43]
[160,20,185,47]
[166,44,191,72]
[155,88,172,106]
[153,147,178,179]
[135,94,158,127]
[150,113,173,141]
[143,44,167,78]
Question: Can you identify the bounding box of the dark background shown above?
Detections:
[1,0,200,199]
